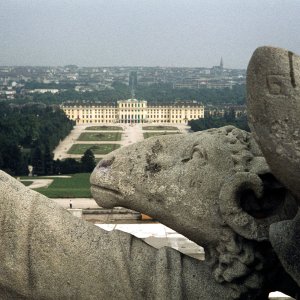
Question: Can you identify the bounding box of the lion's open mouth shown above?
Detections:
[91,184,122,197]
[91,184,123,208]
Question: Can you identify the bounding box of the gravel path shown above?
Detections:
[52,198,100,209]
[22,179,53,189]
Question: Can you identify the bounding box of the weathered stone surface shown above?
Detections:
[247,46,300,295]
[91,126,298,298]
[0,120,298,298]
[0,170,236,299]
[247,46,300,201]
[270,211,300,287]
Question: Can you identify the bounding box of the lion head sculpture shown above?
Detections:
[91,126,297,298]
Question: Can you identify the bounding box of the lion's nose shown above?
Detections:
[97,156,115,169]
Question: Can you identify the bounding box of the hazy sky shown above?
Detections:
[1,0,300,68]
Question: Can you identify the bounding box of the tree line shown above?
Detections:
[31,148,96,176]
[0,102,78,176]
[189,108,250,132]
[135,83,246,105]
[11,82,246,106]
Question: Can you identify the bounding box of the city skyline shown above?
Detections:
[0,60,236,69]
[1,0,300,68]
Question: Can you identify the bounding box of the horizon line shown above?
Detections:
[0,64,246,70]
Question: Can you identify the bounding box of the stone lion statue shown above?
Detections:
[90,125,298,299]
[0,124,297,299]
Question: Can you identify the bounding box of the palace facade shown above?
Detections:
[61,99,204,124]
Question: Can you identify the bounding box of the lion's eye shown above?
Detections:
[181,157,190,163]
[181,145,208,163]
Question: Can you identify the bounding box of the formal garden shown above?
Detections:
[77,132,122,141]
[143,132,180,139]
[142,126,178,131]
[68,144,120,155]
[85,126,123,131]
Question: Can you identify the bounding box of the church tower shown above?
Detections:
[220,57,224,69]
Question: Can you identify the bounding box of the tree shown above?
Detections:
[0,103,74,175]
[0,152,3,169]
[31,147,44,175]
[59,158,81,174]
[224,108,236,122]
[44,145,54,175]
[2,144,27,176]
[189,109,249,133]
[81,149,96,172]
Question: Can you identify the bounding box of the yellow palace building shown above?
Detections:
[61,99,204,124]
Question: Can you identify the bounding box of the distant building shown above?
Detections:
[211,57,224,77]
[0,90,16,100]
[61,99,204,124]
[29,89,59,94]
[206,104,247,117]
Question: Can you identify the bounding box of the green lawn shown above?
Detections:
[85,126,123,131]
[77,132,122,141]
[33,173,92,198]
[21,180,34,186]
[68,144,121,155]
[76,158,102,162]
[142,126,178,131]
[143,132,180,139]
